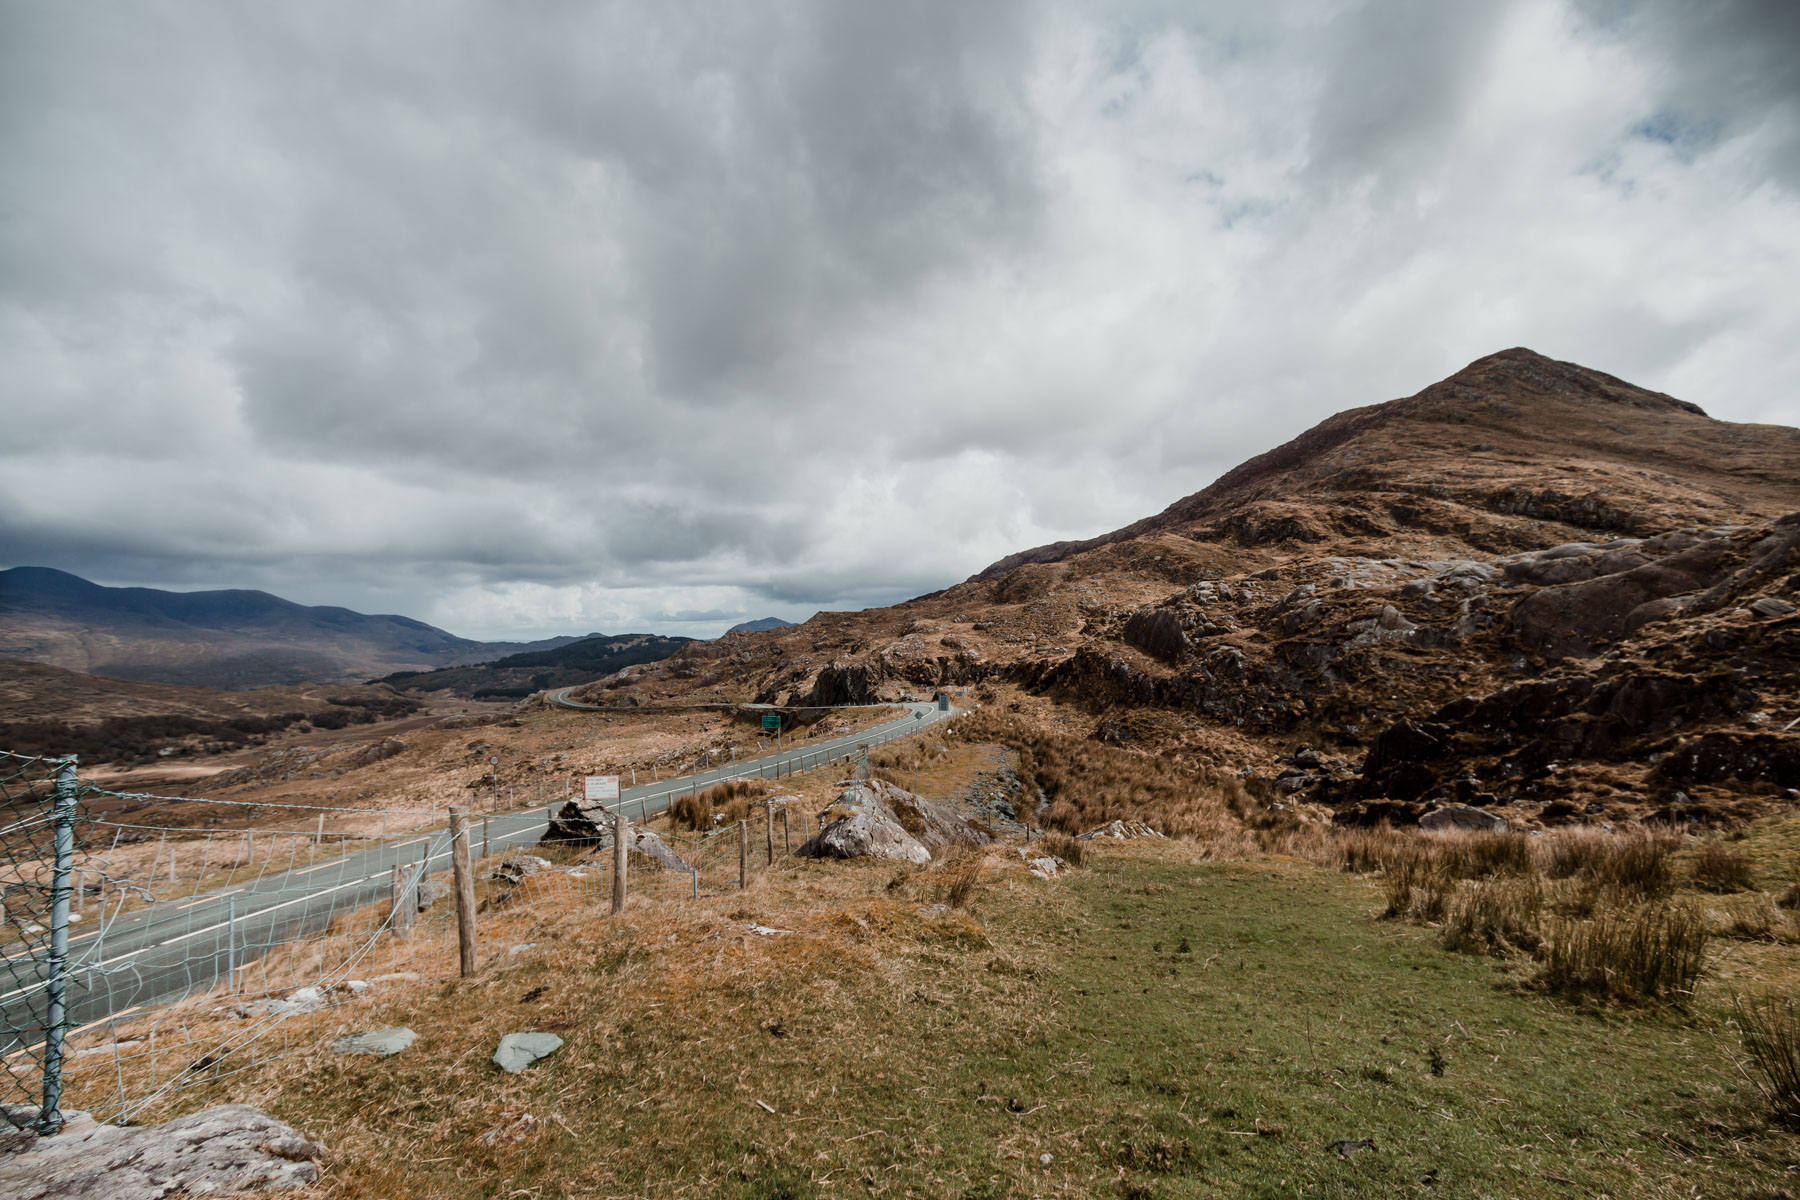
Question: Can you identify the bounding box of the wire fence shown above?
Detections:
[0,704,950,1136]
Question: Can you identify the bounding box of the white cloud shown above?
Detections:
[2,0,1797,639]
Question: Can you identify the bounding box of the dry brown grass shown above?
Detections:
[1535,900,1708,1006]
[1734,991,1800,1124]
[668,778,768,831]
[1442,875,1544,955]
[951,709,1248,840]
[1692,840,1757,893]
[1542,827,1677,899]
[1040,832,1084,867]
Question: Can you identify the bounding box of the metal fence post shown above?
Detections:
[612,810,629,914]
[38,758,78,1134]
[224,893,236,994]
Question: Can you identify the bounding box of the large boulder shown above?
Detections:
[542,805,690,870]
[796,780,992,863]
[0,1105,321,1199]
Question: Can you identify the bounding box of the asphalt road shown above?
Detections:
[2,699,952,1044]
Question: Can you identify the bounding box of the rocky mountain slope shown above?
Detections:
[0,568,583,689]
[575,349,1800,829]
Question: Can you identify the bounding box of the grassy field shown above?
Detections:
[121,831,1798,1199]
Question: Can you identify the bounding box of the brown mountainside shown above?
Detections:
[579,348,1800,830]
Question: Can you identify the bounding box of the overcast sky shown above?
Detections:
[3,1,1798,641]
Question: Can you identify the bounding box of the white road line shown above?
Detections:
[177,889,241,910]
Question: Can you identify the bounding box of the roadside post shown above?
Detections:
[612,810,628,914]
[449,807,477,977]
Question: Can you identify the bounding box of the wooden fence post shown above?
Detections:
[315,814,324,846]
[612,810,629,914]
[782,807,791,856]
[738,820,749,889]
[765,806,775,865]
[449,806,477,977]
[483,815,491,859]
[390,864,413,934]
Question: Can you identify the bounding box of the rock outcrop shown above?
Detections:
[796,780,992,863]
[0,1105,321,1199]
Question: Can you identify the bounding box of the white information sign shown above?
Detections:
[583,775,621,802]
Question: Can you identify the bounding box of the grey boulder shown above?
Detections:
[1419,804,1507,833]
[493,1032,564,1073]
[795,780,991,864]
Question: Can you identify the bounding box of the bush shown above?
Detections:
[1733,992,1800,1124]
[1536,900,1707,1005]
[1692,840,1756,893]
[1442,877,1543,955]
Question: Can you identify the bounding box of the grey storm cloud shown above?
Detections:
[3,0,1798,639]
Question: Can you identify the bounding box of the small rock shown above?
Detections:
[1749,596,1796,619]
[488,855,551,885]
[493,1032,564,1073]
[1039,1153,1053,1166]
[331,1027,416,1057]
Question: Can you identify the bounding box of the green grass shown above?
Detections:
[140,844,1795,1198]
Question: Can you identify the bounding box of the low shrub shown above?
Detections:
[1733,992,1800,1124]
[1536,899,1707,1005]
[1692,840,1756,893]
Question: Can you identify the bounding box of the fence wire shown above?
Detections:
[1,703,948,1135]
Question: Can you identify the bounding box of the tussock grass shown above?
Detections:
[1040,832,1084,867]
[1734,991,1800,1124]
[1544,827,1676,899]
[1693,839,1757,893]
[1442,876,1543,956]
[669,778,767,831]
[1535,900,1708,1006]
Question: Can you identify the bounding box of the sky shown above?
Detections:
[3,0,1798,641]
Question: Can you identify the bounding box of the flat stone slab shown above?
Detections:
[1420,804,1507,833]
[331,1026,416,1056]
[494,1032,564,1073]
[0,1104,321,1199]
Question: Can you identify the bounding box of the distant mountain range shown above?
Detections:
[728,617,796,633]
[0,567,587,690]
[375,632,693,699]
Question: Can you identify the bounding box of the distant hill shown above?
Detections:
[376,632,693,699]
[0,567,583,690]
[728,617,796,634]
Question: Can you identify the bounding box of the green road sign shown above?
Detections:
[762,713,781,730]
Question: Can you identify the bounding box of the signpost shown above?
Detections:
[583,775,621,804]
[762,712,782,751]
